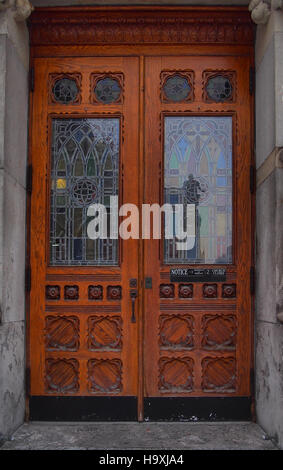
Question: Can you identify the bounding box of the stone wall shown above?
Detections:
[0,8,29,441]
[255,7,283,449]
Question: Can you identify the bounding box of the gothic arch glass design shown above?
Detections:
[50,118,120,265]
[164,116,232,264]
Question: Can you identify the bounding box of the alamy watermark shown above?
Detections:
[87,196,196,251]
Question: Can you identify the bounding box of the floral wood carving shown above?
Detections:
[88,358,122,393]
[64,285,79,300]
[203,284,218,298]
[160,284,175,298]
[159,356,194,392]
[45,315,80,351]
[178,284,193,298]
[45,358,79,393]
[222,284,237,298]
[159,314,194,350]
[107,286,122,301]
[29,9,254,47]
[202,356,236,392]
[202,314,237,350]
[88,315,122,350]
[46,285,60,300]
[88,285,103,300]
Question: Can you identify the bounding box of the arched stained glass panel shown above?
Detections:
[164,116,232,264]
[50,118,120,265]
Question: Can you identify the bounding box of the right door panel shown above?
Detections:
[143,55,253,420]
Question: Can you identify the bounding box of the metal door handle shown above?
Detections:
[130,289,138,323]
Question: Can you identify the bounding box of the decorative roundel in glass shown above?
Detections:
[94,77,121,104]
[183,175,210,204]
[163,74,191,102]
[206,75,233,102]
[52,78,79,104]
[72,179,98,206]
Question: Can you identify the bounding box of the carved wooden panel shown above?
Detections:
[160,70,194,103]
[107,286,122,300]
[88,285,103,300]
[46,285,60,300]
[45,315,80,351]
[178,284,193,298]
[88,359,122,393]
[202,314,236,350]
[160,284,175,298]
[159,314,194,350]
[202,70,236,103]
[49,73,82,105]
[159,357,194,392]
[29,9,254,46]
[45,358,79,393]
[88,316,122,350]
[90,72,124,105]
[203,284,218,298]
[64,285,79,300]
[202,357,236,393]
[222,284,237,298]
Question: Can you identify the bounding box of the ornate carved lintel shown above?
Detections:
[0,0,34,22]
[29,8,254,47]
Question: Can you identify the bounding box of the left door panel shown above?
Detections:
[28,57,139,420]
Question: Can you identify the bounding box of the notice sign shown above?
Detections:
[170,268,226,283]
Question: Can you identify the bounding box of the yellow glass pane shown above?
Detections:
[56,178,66,189]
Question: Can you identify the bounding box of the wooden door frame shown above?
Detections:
[26,6,255,422]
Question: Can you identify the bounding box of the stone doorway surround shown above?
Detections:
[0,0,282,449]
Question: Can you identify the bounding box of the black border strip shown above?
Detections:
[29,396,137,421]
[144,397,252,421]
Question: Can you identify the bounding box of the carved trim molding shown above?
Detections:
[0,0,33,22]
[249,0,283,25]
[29,7,254,46]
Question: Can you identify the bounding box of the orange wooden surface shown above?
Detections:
[28,7,254,418]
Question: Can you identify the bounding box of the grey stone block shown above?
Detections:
[2,170,26,323]
[0,35,6,170]
[256,37,276,168]
[0,320,25,439]
[256,170,277,323]
[275,32,283,147]
[4,37,28,189]
[256,320,283,448]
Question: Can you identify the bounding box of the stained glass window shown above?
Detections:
[164,116,233,264]
[163,75,191,102]
[94,78,121,104]
[50,118,119,265]
[52,78,79,104]
[205,75,233,102]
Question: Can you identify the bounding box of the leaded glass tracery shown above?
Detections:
[52,78,79,104]
[50,118,119,265]
[94,78,121,104]
[164,116,233,264]
[205,75,233,102]
[163,75,191,102]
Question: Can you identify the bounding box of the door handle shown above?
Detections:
[130,289,138,323]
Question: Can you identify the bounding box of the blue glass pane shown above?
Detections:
[164,116,233,264]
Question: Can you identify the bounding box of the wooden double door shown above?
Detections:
[28,53,253,421]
